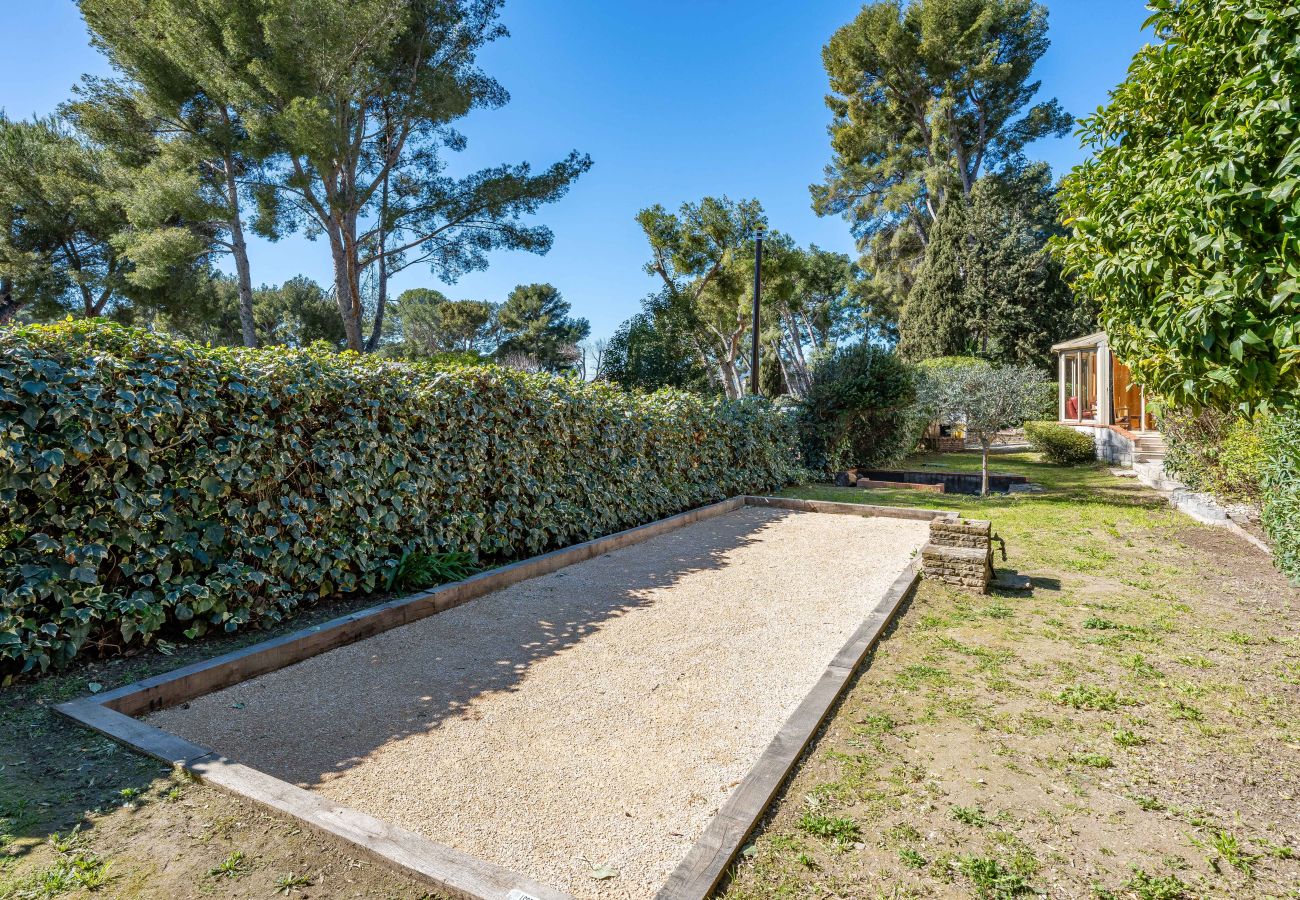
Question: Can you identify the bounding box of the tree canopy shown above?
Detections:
[495,283,589,372]
[1056,0,1300,413]
[930,360,1051,493]
[900,164,1092,367]
[0,116,133,322]
[76,0,275,346]
[814,0,1071,311]
[217,0,593,351]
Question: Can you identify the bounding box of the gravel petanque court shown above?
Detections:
[149,506,929,898]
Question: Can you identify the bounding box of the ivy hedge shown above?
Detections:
[1,321,801,676]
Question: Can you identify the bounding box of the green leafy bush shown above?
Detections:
[797,343,916,474]
[1024,421,1095,466]
[1161,408,1268,504]
[0,320,800,676]
[1057,0,1300,413]
[1261,413,1300,582]
[385,551,480,592]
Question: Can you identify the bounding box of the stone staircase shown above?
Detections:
[1132,431,1167,464]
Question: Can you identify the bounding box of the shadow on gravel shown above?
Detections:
[147,508,799,787]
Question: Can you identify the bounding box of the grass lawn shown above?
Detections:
[2,451,1297,898]
[722,452,1300,899]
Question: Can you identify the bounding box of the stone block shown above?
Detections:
[920,517,997,592]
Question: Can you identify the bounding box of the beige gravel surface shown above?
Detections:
[149,507,928,899]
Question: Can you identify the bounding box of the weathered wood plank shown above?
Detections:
[189,754,575,900]
[655,562,922,900]
[742,495,953,521]
[54,700,212,767]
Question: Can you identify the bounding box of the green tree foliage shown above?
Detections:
[619,213,869,398]
[603,292,713,394]
[0,116,132,322]
[495,283,589,373]
[0,319,799,675]
[178,0,593,351]
[901,166,1091,367]
[637,196,768,398]
[961,167,1092,365]
[767,245,872,396]
[159,275,346,348]
[797,343,917,474]
[1056,0,1300,413]
[931,361,1051,493]
[75,0,276,347]
[389,288,498,358]
[898,197,970,360]
[815,0,1071,311]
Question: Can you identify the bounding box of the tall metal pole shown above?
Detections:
[750,226,764,396]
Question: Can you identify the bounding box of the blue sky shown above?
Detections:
[2,1,1150,341]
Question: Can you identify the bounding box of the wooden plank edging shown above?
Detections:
[55,494,935,900]
[190,754,574,900]
[653,559,924,900]
[742,495,954,521]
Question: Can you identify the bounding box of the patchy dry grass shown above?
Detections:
[722,452,1299,899]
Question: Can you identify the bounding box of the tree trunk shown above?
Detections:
[365,121,393,353]
[329,233,364,351]
[216,115,257,348]
[0,276,18,325]
[365,246,387,353]
[980,437,990,496]
[228,204,258,349]
[718,358,741,400]
[784,315,811,395]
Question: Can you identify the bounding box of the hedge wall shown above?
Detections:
[0,321,801,676]
[1261,413,1300,582]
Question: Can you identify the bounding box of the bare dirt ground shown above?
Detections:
[3,454,1297,900]
[148,507,928,899]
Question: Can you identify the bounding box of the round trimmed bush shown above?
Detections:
[1024,421,1096,466]
[797,344,916,474]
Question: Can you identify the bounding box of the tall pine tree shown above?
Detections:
[898,198,970,360]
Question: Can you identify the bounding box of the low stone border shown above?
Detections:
[57,495,952,900]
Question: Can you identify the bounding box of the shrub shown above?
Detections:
[932,363,1052,494]
[797,343,916,474]
[1161,408,1268,504]
[1024,421,1095,466]
[1261,413,1300,582]
[0,320,801,676]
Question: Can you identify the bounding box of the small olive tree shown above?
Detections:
[935,363,1052,495]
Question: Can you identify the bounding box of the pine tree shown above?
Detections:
[898,198,970,360]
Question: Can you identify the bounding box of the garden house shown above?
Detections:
[1051,331,1165,466]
